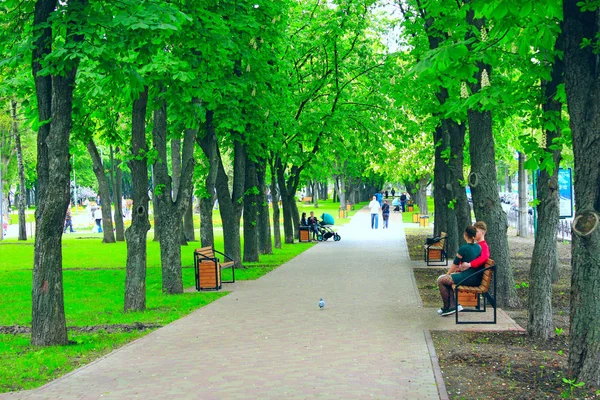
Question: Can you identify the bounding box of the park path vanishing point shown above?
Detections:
[4,208,445,400]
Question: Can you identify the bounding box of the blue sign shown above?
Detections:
[558,168,573,218]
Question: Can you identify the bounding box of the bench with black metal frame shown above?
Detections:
[423,232,448,266]
[194,246,235,291]
[454,259,496,324]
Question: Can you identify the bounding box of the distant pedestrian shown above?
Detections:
[391,188,396,197]
[93,207,103,233]
[64,205,75,233]
[369,196,381,229]
[384,190,389,199]
[381,200,390,228]
[400,192,407,212]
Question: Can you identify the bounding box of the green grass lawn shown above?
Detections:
[0,224,318,393]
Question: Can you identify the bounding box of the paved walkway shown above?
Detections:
[4,208,521,399]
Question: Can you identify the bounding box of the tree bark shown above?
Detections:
[124,87,151,312]
[276,158,295,244]
[433,125,450,239]
[243,159,259,262]
[467,99,519,308]
[197,110,219,248]
[256,161,272,255]
[151,166,160,242]
[269,160,282,249]
[184,196,195,241]
[448,120,471,244]
[171,137,188,245]
[528,42,564,340]
[86,139,115,243]
[563,0,600,385]
[111,146,125,242]
[466,10,518,308]
[31,0,84,346]
[215,139,245,268]
[11,100,27,241]
[152,96,197,294]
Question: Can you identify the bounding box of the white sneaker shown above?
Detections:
[438,304,463,315]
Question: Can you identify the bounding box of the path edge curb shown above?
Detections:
[424,329,449,400]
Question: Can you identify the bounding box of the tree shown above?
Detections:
[562,0,600,386]
[31,0,87,346]
[124,87,151,311]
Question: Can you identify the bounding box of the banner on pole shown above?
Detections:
[558,168,573,219]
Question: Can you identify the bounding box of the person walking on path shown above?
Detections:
[436,225,481,316]
[391,188,396,197]
[64,205,75,233]
[369,195,381,229]
[93,206,103,233]
[381,200,390,229]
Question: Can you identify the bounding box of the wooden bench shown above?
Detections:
[423,232,448,266]
[194,246,235,291]
[302,196,313,204]
[454,259,496,324]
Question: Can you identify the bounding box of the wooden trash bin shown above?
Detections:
[299,227,310,242]
[346,203,353,211]
[407,205,414,212]
[457,291,479,307]
[198,261,221,291]
[339,209,347,218]
[412,213,420,223]
[419,215,429,227]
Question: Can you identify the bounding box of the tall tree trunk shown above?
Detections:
[467,103,518,308]
[528,38,564,340]
[31,0,84,346]
[276,158,294,244]
[517,152,530,237]
[448,120,471,245]
[152,95,198,294]
[338,172,346,209]
[197,110,219,248]
[111,146,125,242]
[215,139,245,268]
[184,197,195,241]
[171,137,188,246]
[432,125,450,238]
[243,160,259,262]
[466,10,518,308]
[256,161,272,255]
[87,139,116,243]
[563,0,600,385]
[124,87,151,312]
[151,166,160,242]
[11,100,27,241]
[269,161,282,249]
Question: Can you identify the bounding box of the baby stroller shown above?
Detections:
[392,198,401,213]
[317,213,341,242]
